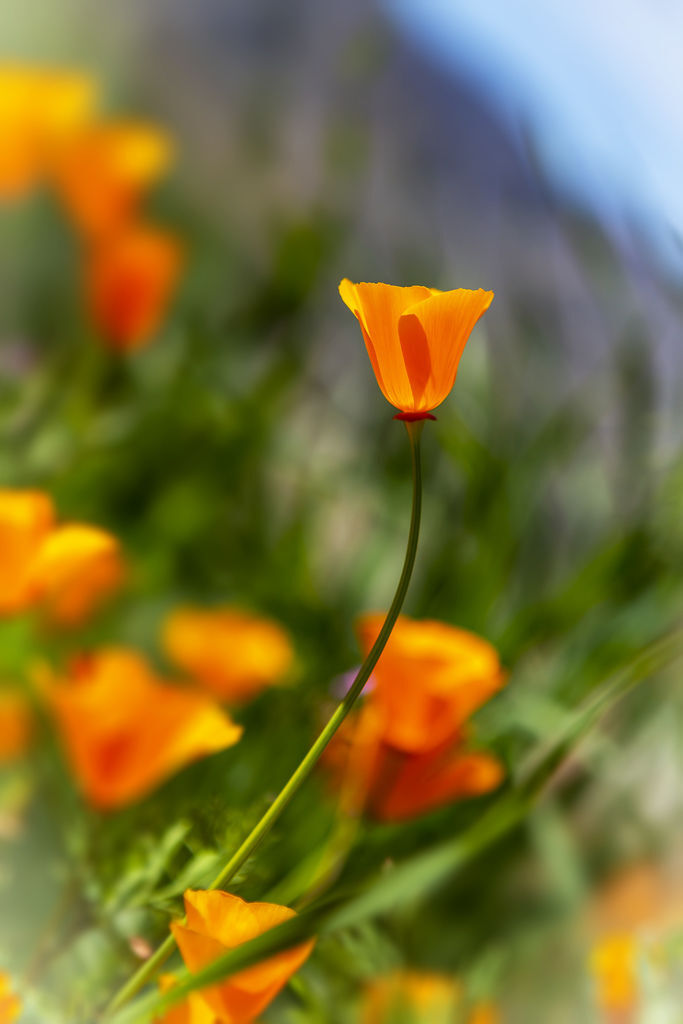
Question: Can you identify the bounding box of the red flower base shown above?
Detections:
[393,412,437,422]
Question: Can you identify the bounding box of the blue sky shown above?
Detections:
[385,0,683,275]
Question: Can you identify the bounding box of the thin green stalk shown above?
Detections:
[109,627,683,1024]
[102,420,425,1018]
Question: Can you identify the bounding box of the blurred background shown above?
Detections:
[2,1,683,1021]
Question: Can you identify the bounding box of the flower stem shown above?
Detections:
[102,420,424,1018]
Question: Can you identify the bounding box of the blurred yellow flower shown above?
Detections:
[86,224,183,351]
[0,65,96,198]
[326,615,505,822]
[0,972,20,1023]
[40,648,243,809]
[362,971,496,1024]
[163,608,294,703]
[164,890,314,1023]
[0,489,55,615]
[339,280,493,418]
[362,971,461,1023]
[0,690,33,762]
[52,121,173,239]
[26,522,125,627]
[590,934,639,1015]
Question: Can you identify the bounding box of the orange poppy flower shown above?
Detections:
[162,608,295,703]
[0,65,96,198]
[156,975,216,1024]
[339,279,493,417]
[52,121,172,239]
[325,615,505,822]
[357,614,505,754]
[86,225,183,351]
[0,690,33,762]
[0,489,55,615]
[26,523,125,627]
[168,890,315,1023]
[40,648,243,809]
[367,736,503,823]
[0,972,21,1023]
[330,705,503,823]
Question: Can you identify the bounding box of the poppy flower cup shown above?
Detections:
[339,280,493,418]
[161,890,315,1024]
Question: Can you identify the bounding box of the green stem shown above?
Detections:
[102,420,425,1018]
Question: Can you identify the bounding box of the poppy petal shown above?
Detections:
[398,288,493,412]
[339,280,435,410]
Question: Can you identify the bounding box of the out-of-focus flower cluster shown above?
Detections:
[0,489,124,626]
[326,614,506,822]
[0,64,182,350]
[0,487,295,809]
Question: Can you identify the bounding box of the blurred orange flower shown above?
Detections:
[0,65,96,198]
[166,890,314,1023]
[469,1004,500,1024]
[27,523,125,627]
[86,225,183,351]
[326,615,505,822]
[52,121,173,239]
[0,691,33,762]
[40,648,243,809]
[339,280,493,417]
[163,608,295,703]
[0,972,21,1023]
[0,489,55,615]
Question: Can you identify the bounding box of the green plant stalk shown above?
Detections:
[102,420,425,1017]
[108,628,683,1024]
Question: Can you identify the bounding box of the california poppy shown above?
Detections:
[156,976,215,1024]
[357,614,505,755]
[0,65,96,198]
[0,690,33,762]
[0,489,55,615]
[367,734,503,822]
[0,972,21,1023]
[51,120,172,239]
[26,522,125,627]
[163,608,294,703]
[339,279,493,417]
[325,615,505,822]
[40,648,243,809]
[86,225,182,351]
[168,890,315,1023]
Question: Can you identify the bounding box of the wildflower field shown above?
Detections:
[2,4,683,1023]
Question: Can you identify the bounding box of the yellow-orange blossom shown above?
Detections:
[339,279,493,417]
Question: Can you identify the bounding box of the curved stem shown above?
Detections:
[102,420,424,1018]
